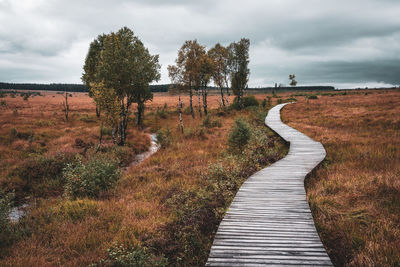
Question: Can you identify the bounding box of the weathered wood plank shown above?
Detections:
[206,103,332,266]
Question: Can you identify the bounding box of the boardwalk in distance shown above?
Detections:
[206,103,333,266]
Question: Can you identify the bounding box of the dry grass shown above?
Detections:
[0,91,287,266]
[281,89,400,266]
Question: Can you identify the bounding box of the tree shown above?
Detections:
[230,38,250,109]
[289,74,297,86]
[82,27,160,146]
[198,53,213,115]
[208,43,228,110]
[82,34,106,117]
[62,88,69,121]
[128,41,160,127]
[168,40,205,118]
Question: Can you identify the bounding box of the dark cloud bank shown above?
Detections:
[0,0,399,88]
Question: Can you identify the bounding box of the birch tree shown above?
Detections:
[209,43,228,110]
[198,53,213,115]
[82,27,160,146]
[230,38,250,109]
[82,34,106,117]
[168,40,205,118]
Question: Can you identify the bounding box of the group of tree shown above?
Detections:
[82,27,160,146]
[168,38,250,118]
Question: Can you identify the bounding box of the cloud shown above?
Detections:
[0,0,399,88]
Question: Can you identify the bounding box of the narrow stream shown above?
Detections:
[125,133,160,169]
[8,133,159,223]
[8,204,28,223]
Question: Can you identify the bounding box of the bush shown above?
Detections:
[183,106,191,115]
[261,99,267,108]
[155,107,168,119]
[201,114,222,128]
[156,127,172,149]
[79,114,97,123]
[228,118,251,152]
[63,155,121,199]
[93,244,168,267]
[9,152,76,197]
[0,100,6,107]
[101,127,113,136]
[184,127,207,140]
[0,189,14,249]
[308,95,318,99]
[230,95,259,110]
[111,146,135,167]
[51,198,99,222]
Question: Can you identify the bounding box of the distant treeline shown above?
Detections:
[0,82,335,93]
[247,86,335,92]
[0,82,170,93]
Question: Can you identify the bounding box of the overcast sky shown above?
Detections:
[1,0,399,88]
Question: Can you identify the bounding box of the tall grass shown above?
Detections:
[282,90,400,266]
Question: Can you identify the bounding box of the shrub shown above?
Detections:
[308,95,318,99]
[0,100,6,107]
[111,146,135,167]
[93,244,168,267]
[201,114,222,128]
[9,152,76,197]
[101,127,113,136]
[261,98,267,108]
[79,114,97,123]
[52,198,99,222]
[228,118,251,152]
[184,127,207,140]
[183,106,191,115]
[230,95,259,110]
[0,189,14,249]
[156,127,172,149]
[156,107,168,119]
[64,155,121,199]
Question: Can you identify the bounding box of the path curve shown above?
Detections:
[206,103,332,266]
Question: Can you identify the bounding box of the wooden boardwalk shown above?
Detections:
[206,103,332,266]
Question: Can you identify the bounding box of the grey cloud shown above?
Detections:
[0,0,399,88]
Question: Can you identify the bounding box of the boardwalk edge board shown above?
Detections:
[206,103,333,266]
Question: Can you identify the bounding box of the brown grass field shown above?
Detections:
[0,89,399,266]
[282,89,400,266]
[0,90,287,266]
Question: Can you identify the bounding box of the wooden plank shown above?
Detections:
[206,103,333,266]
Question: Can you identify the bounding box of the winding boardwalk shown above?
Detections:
[206,103,332,266]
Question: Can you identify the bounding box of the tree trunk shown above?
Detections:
[63,89,69,121]
[95,104,100,118]
[189,86,195,118]
[198,89,202,117]
[118,99,127,146]
[225,79,230,107]
[202,85,208,115]
[220,86,225,109]
[112,127,117,144]
[96,122,103,153]
[178,96,184,133]
[137,102,144,128]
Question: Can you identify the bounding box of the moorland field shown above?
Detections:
[0,89,399,266]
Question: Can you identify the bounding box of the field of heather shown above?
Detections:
[282,89,400,266]
[0,90,287,266]
[1,89,399,266]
